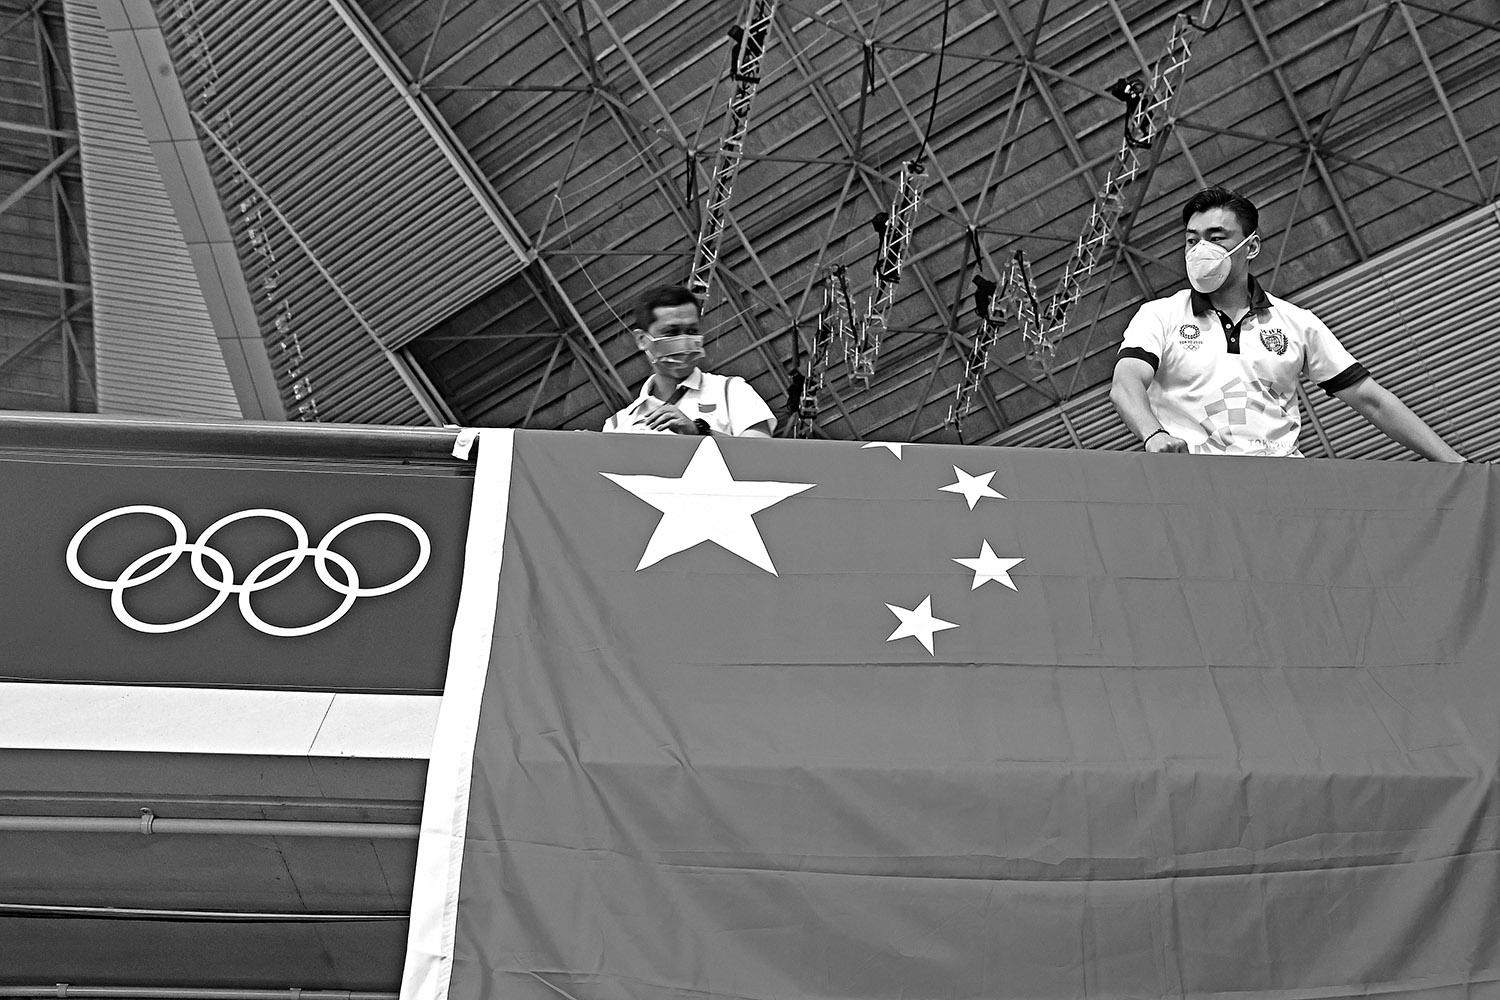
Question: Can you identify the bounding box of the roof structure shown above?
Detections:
[370,0,1500,449]
[0,0,92,412]
[2,0,1499,456]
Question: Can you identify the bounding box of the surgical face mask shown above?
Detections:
[1185,233,1256,293]
[643,332,704,367]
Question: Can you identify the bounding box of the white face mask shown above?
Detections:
[1185,233,1256,293]
[643,333,704,366]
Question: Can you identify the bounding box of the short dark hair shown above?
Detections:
[634,285,700,331]
[1182,186,1258,235]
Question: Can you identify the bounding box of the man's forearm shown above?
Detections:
[1343,383,1464,462]
[1109,377,1163,443]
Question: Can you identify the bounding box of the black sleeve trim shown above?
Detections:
[1318,362,1369,397]
[1116,346,1159,371]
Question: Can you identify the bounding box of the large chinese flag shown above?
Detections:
[404,428,1500,1000]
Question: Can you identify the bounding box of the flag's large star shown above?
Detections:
[939,466,1005,509]
[954,540,1025,591]
[861,441,904,459]
[884,595,960,655]
[602,438,814,574]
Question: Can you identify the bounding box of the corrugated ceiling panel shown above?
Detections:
[1297,203,1500,461]
[63,0,242,419]
[152,0,527,424]
[0,2,94,413]
[364,0,1498,441]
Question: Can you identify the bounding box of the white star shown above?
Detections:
[861,441,904,459]
[884,596,960,655]
[602,438,814,574]
[954,540,1024,591]
[939,466,1005,510]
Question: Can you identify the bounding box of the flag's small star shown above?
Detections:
[884,596,960,655]
[603,438,814,574]
[939,466,1005,510]
[861,441,904,459]
[954,541,1024,591]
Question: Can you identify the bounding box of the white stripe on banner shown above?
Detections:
[400,428,514,1000]
[0,682,440,758]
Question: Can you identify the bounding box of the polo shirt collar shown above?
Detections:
[1190,274,1272,316]
[640,366,704,401]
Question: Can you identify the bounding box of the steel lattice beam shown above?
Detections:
[535,0,792,409]
[773,7,1040,431]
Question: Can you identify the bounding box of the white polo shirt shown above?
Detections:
[1117,277,1368,456]
[603,368,777,436]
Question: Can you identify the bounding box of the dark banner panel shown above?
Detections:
[2,447,473,693]
[0,914,407,988]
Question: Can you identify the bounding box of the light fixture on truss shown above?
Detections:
[851,158,927,384]
[686,0,778,303]
[1022,8,1202,374]
[948,272,1001,431]
[948,249,1042,432]
[794,264,855,438]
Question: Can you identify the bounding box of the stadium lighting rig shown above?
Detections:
[1022,9,1202,373]
[795,157,927,437]
[794,1,1217,438]
[793,264,855,439]
[948,249,1042,430]
[686,0,778,302]
[851,158,928,384]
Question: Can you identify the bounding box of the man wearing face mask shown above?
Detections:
[603,284,776,438]
[1110,187,1464,460]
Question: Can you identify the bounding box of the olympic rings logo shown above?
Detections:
[66,506,431,637]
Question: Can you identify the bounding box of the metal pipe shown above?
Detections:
[0,902,404,922]
[0,988,396,999]
[0,413,465,460]
[0,814,418,839]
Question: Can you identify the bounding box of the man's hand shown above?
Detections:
[1145,431,1188,454]
[640,401,696,434]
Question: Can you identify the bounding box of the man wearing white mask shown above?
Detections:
[603,284,776,437]
[1110,187,1463,460]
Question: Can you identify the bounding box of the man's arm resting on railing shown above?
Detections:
[1333,376,1465,463]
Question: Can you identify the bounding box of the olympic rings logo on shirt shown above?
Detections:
[65,506,431,637]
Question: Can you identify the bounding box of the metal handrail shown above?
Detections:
[0,412,468,461]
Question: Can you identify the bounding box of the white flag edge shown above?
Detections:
[399,427,515,1000]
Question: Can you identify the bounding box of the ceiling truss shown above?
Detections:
[0,0,92,412]
[5,0,1498,454]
